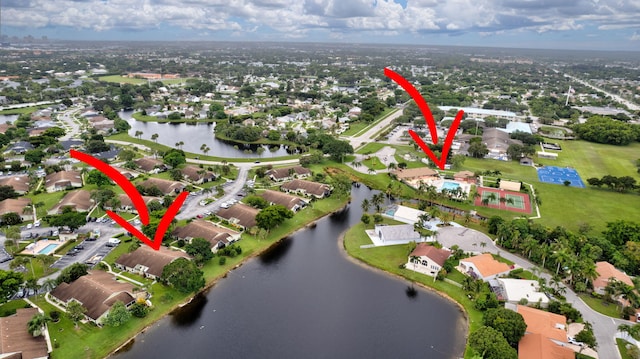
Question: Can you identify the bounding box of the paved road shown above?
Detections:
[437,226,625,359]
[342,107,404,149]
[56,107,83,140]
[563,73,640,112]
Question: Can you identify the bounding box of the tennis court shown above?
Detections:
[475,187,532,214]
[537,166,585,188]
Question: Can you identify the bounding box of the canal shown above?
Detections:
[112,186,466,359]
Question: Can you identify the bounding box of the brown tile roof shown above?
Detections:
[517,305,567,343]
[594,261,633,290]
[281,179,331,197]
[392,167,438,180]
[172,220,240,247]
[117,194,160,209]
[216,203,259,229]
[45,171,82,189]
[49,190,93,214]
[115,246,190,278]
[0,175,30,193]
[0,307,49,359]
[518,333,573,359]
[50,270,135,321]
[180,165,216,182]
[0,198,31,216]
[0,124,14,134]
[453,170,475,179]
[259,190,307,211]
[138,178,185,195]
[409,244,451,267]
[112,167,139,180]
[267,166,311,180]
[134,157,165,172]
[460,253,511,278]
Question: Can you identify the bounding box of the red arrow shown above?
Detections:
[70,150,188,251]
[384,68,465,170]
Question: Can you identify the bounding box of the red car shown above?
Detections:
[196,214,204,219]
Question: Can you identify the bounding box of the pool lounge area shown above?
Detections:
[22,240,62,256]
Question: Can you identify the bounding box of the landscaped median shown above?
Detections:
[29,193,350,359]
[342,222,483,358]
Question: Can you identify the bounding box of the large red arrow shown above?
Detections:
[384,68,465,170]
[71,150,188,250]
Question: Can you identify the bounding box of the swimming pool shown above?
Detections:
[441,181,461,191]
[38,243,58,255]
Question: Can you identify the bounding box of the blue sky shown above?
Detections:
[1,0,639,51]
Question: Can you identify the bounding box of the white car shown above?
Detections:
[133,219,141,225]
[34,221,41,227]
[204,210,212,216]
[26,223,33,229]
[220,203,230,209]
[199,201,207,207]
[567,337,584,347]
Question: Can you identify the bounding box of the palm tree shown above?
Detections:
[540,244,552,269]
[552,246,572,276]
[367,168,376,175]
[351,161,361,169]
[371,193,385,213]
[25,277,40,295]
[428,206,441,221]
[134,130,143,139]
[151,133,159,143]
[387,162,397,171]
[521,235,536,259]
[40,278,57,293]
[175,141,184,149]
[27,313,50,337]
[361,198,371,213]
[487,192,497,205]
[481,198,490,206]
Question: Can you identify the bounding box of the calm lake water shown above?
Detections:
[111,186,466,359]
[118,111,290,158]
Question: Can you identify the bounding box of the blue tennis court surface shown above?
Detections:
[537,166,585,188]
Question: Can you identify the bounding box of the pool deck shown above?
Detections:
[21,239,63,256]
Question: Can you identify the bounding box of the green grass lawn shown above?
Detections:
[0,299,29,317]
[343,222,482,358]
[355,142,388,154]
[535,140,640,179]
[579,294,622,318]
[361,156,387,170]
[0,104,51,115]
[617,338,635,359]
[341,122,369,137]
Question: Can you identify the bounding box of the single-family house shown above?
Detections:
[180,165,217,184]
[387,205,427,224]
[593,261,633,295]
[493,278,549,307]
[0,175,30,194]
[216,203,259,230]
[172,220,241,250]
[0,307,50,359]
[44,171,82,192]
[3,141,34,155]
[47,190,94,215]
[458,253,512,281]
[406,243,451,277]
[115,246,190,280]
[0,198,33,222]
[49,270,137,324]
[137,178,185,196]
[518,333,574,359]
[266,166,312,182]
[375,224,423,244]
[516,305,570,357]
[259,190,308,212]
[134,157,166,173]
[280,179,332,199]
[112,167,139,180]
[482,128,523,160]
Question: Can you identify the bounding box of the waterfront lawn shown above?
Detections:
[361,157,387,170]
[578,294,622,318]
[343,222,483,358]
[617,338,635,359]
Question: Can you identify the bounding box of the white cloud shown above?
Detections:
[2,0,640,42]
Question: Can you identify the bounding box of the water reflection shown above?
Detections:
[169,293,208,327]
[259,237,293,266]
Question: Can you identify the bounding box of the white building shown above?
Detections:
[493,278,549,307]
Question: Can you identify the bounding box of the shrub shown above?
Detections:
[219,257,226,265]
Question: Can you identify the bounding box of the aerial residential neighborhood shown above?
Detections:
[0,25,638,359]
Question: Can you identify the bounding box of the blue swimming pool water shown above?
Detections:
[441,181,460,191]
[38,243,58,255]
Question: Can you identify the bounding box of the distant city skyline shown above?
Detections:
[1,0,639,51]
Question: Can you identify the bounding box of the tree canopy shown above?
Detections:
[482,307,527,347]
[0,270,23,304]
[255,204,293,231]
[161,258,205,293]
[468,326,517,359]
[185,237,214,266]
